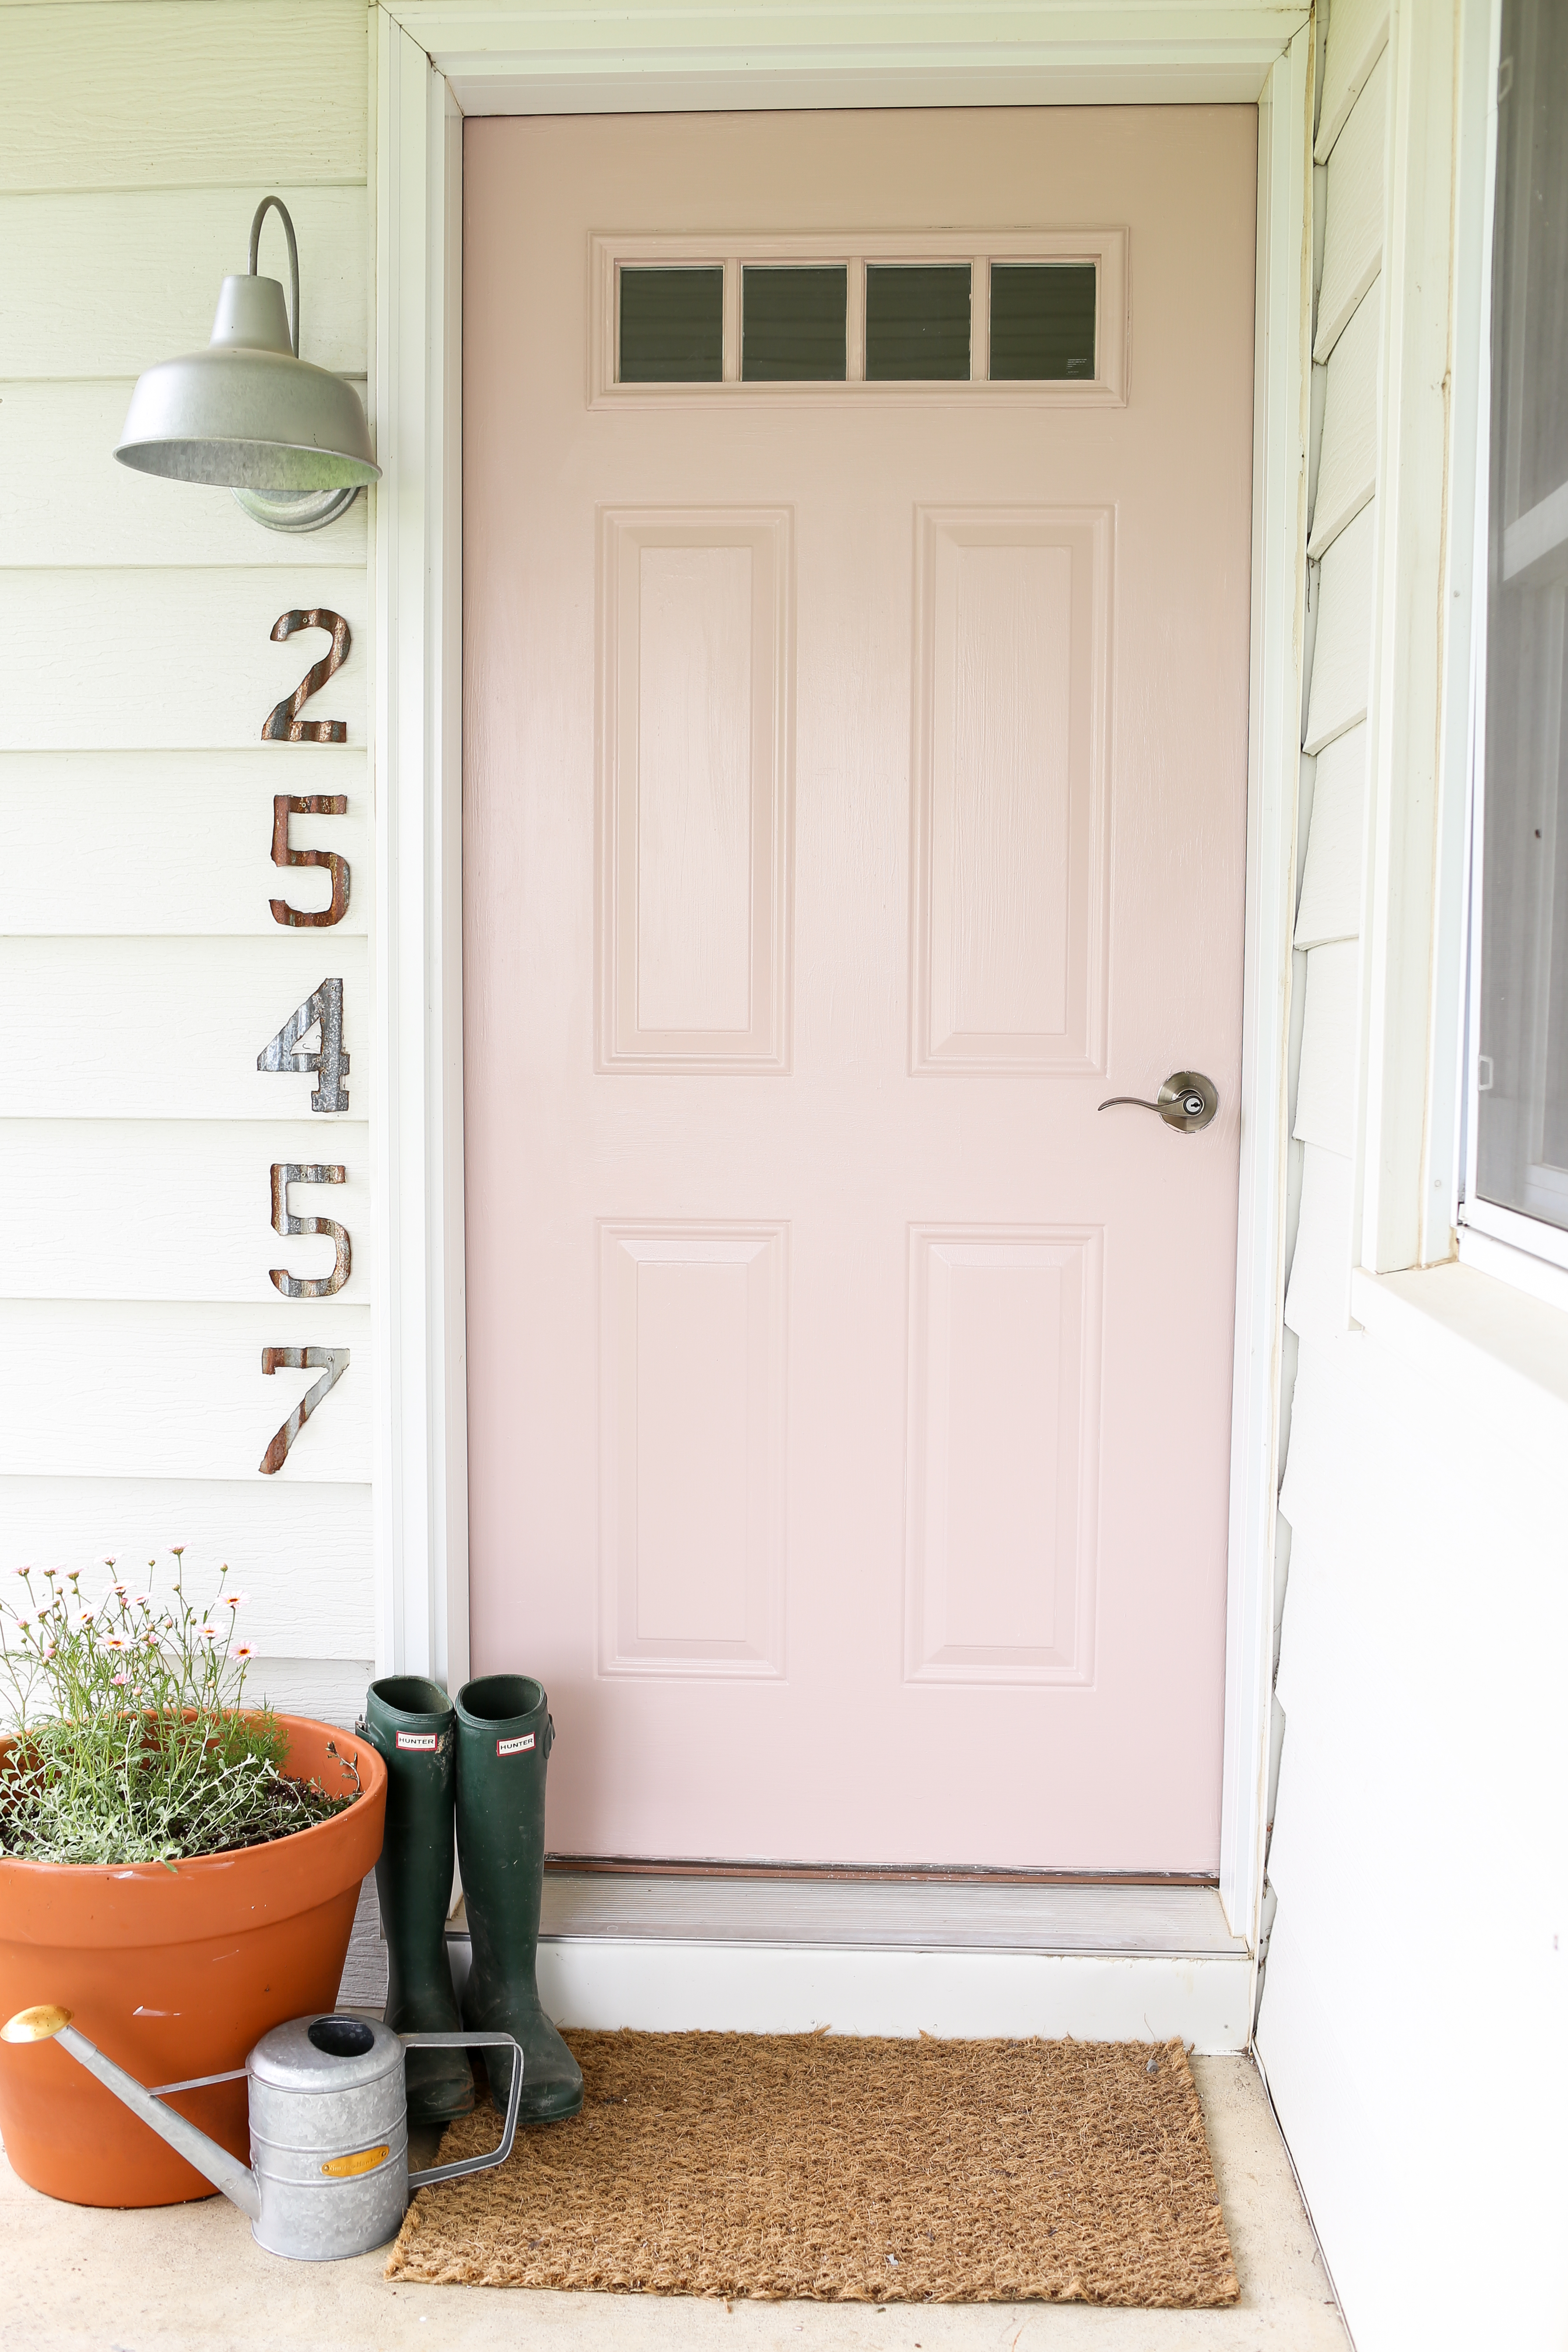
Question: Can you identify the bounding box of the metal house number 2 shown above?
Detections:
[259,610,355,1472]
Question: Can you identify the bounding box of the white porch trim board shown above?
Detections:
[370,0,1313,2025]
[373,15,469,1691]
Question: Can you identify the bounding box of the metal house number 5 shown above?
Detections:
[269,1163,351,1299]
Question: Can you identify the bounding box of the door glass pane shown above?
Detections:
[865,264,971,381]
[619,266,723,383]
[742,265,847,381]
[990,263,1097,381]
[1475,0,1568,1232]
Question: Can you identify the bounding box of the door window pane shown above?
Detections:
[990,263,1097,381]
[1475,0,1568,1233]
[742,265,847,381]
[865,264,971,381]
[619,266,723,382]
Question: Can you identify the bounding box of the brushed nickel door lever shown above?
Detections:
[1098,1070,1218,1133]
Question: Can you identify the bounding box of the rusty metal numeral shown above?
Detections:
[259,1346,350,1475]
[270,1164,351,1299]
[262,608,350,744]
[270,794,350,927]
[256,976,348,1113]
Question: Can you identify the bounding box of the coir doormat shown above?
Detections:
[386,2030,1240,2306]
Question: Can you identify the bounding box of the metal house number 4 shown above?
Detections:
[256,977,348,1114]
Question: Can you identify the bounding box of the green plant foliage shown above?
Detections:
[0,1551,357,1867]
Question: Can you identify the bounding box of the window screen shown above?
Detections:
[864,265,971,381]
[619,266,723,382]
[1472,0,1568,1239]
[990,263,1097,381]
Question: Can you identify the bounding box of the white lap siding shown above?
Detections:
[1257,0,1390,1993]
[0,1,374,1733]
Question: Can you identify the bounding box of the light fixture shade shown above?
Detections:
[115,269,379,493]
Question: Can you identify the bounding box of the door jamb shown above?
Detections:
[371,3,1313,1972]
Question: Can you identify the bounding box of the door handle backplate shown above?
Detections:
[1098,1069,1219,1134]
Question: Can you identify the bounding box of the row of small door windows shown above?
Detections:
[619,262,1097,384]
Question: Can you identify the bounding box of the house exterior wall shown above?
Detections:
[1257,3,1568,2347]
[0,0,376,1732]
[6,5,1564,2334]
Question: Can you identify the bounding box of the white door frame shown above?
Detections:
[370,0,1313,1967]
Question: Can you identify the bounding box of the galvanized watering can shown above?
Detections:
[1,2004,521,2260]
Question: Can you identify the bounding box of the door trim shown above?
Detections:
[370,2,1313,1993]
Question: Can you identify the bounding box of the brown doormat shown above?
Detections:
[386,2030,1240,2306]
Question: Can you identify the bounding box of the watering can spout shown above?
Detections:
[1,2007,262,2219]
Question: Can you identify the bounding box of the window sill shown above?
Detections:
[1349,1261,1568,1460]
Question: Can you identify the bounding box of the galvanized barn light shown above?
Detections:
[114,196,379,534]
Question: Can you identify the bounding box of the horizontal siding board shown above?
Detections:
[0,571,368,751]
[252,1658,375,1730]
[0,1300,370,1481]
[1293,940,1361,1156]
[0,1119,372,1304]
[1315,0,1391,162]
[1303,500,1377,755]
[2,4,368,191]
[1283,1145,1354,1338]
[0,1475,374,1658]
[1314,49,1388,363]
[1308,278,1380,558]
[0,189,368,380]
[1295,722,1368,948]
[0,935,370,1119]
[0,383,367,569]
[0,751,369,936]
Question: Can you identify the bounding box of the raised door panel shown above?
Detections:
[599,511,791,1071]
[904,1228,1102,1686]
[912,509,1110,1072]
[599,1224,787,1677]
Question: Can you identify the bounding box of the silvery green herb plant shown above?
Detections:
[0,1551,355,1867]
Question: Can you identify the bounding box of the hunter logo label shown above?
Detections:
[496,1733,535,1757]
[395,1731,438,1752]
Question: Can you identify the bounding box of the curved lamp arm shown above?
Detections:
[249,195,300,357]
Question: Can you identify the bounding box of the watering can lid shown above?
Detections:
[249,2013,405,2094]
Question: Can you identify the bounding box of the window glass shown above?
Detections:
[1474,0,1568,1234]
[619,266,723,383]
[742,265,847,381]
[990,263,1097,381]
[865,264,971,381]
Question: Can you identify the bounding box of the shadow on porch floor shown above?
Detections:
[0,2056,1348,2351]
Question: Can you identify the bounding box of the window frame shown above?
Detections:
[590,231,1128,407]
[1457,0,1568,1281]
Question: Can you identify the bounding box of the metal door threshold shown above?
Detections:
[450,1874,1246,1960]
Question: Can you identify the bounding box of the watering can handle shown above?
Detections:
[401,2032,523,2188]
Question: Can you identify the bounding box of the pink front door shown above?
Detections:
[462,107,1256,1871]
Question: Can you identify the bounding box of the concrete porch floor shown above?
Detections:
[0,2056,1348,2352]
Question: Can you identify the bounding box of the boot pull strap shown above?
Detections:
[544,1712,555,1761]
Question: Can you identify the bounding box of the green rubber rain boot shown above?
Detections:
[359,1676,476,2125]
[455,1674,583,2124]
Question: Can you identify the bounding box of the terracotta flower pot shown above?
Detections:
[0,1714,385,2208]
